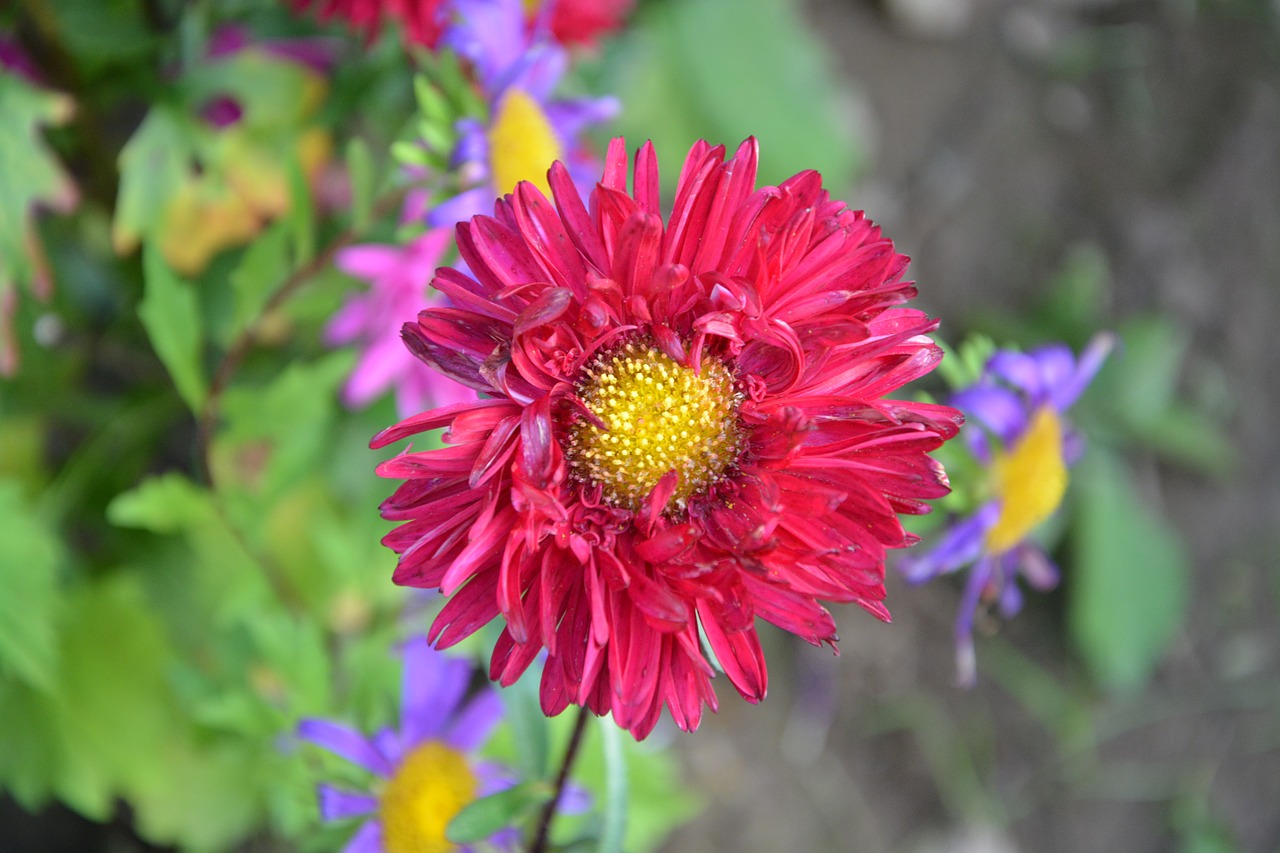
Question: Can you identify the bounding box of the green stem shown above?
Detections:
[194,190,404,485]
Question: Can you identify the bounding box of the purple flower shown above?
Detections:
[425,0,618,228]
[297,639,517,853]
[325,228,476,416]
[897,334,1114,685]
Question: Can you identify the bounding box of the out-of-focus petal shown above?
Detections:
[318,785,379,821]
[400,637,472,745]
[341,819,385,853]
[898,502,1000,583]
[297,719,394,776]
[443,689,505,751]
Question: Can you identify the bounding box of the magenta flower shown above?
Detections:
[326,229,476,415]
[371,137,960,738]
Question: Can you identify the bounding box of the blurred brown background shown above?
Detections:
[664,1,1280,850]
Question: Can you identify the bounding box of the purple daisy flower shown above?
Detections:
[325,227,477,416]
[897,333,1114,686]
[297,638,516,853]
[425,0,618,228]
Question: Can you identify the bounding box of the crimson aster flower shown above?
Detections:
[542,0,635,47]
[297,638,516,853]
[372,137,961,739]
[896,334,1113,686]
[289,0,448,49]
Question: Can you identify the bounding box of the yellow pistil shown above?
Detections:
[985,406,1068,554]
[567,342,743,512]
[379,741,478,853]
[488,88,561,200]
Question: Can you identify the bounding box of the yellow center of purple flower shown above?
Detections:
[379,741,478,853]
[568,342,743,512]
[488,88,561,200]
[985,406,1068,554]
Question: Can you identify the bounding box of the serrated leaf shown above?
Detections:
[106,471,213,533]
[113,106,196,254]
[447,780,554,844]
[45,575,191,827]
[218,352,353,500]
[107,473,272,624]
[0,75,76,296]
[128,739,266,851]
[139,245,207,410]
[1069,450,1189,691]
[0,676,69,811]
[0,481,63,691]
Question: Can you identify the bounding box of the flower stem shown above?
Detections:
[194,190,404,484]
[529,705,590,853]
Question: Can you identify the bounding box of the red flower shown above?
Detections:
[372,138,961,738]
[290,0,447,48]
[546,0,635,46]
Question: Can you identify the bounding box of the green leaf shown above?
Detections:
[0,75,76,296]
[106,471,212,534]
[0,677,70,811]
[346,137,377,232]
[140,245,207,410]
[128,739,267,851]
[285,156,316,266]
[1069,450,1190,691]
[46,0,156,67]
[41,575,193,827]
[611,0,867,189]
[1110,318,1188,427]
[596,717,628,853]
[0,481,62,691]
[218,352,353,501]
[447,780,554,844]
[230,222,291,341]
[107,473,273,624]
[113,105,196,254]
[51,575,268,850]
[181,52,313,130]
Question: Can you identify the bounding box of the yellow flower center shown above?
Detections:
[379,741,478,853]
[984,406,1068,554]
[567,342,744,512]
[488,88,561,200]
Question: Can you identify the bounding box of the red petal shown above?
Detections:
[697,601,767,702]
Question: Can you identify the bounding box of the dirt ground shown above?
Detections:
[662,1,1280,851]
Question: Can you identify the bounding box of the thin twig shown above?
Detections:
[194,191,405,483]
[529,706,591,853]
